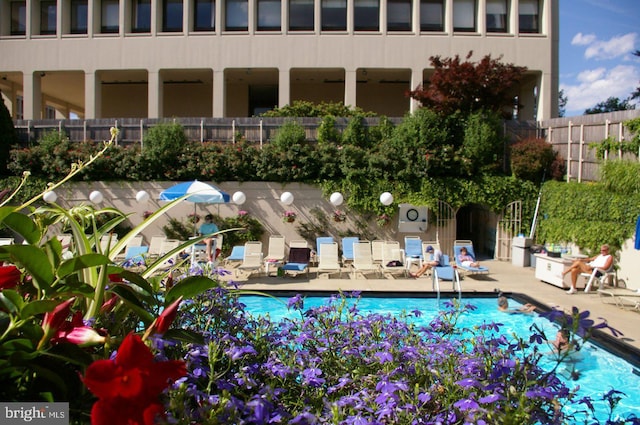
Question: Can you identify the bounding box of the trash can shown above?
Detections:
[529,244,545,268]
[512,236,532,267]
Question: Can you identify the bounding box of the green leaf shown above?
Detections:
[0,245,54,292]
[163,328,205,345]
[20,299,60,320]
[109,285,155,325]
[114,268,154,296]
[0,289,24,314]
[2,211,42,245]
[165,276,220,303]
[57,253,111,278]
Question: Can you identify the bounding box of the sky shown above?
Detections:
[559,0,640,117]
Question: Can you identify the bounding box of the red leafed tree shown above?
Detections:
[408,52,527,117]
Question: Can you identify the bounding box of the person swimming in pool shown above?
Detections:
[497,295,536,314]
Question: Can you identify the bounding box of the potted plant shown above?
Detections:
[376,213,390,227]
[282,210,297,223]
[332,210,347,222]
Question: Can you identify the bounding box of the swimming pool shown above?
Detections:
[240,293,640,421]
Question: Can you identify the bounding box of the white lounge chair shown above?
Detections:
[316,242,342,278]
[237,241,264,278]
[381,241,407,278]
[264,235,286,276]
[352,241,380,279]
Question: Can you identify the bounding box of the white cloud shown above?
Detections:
[560,64,639,114]
[571,33,596,46]
[581,33,637,60]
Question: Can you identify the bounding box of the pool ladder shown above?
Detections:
[432,267,462,304]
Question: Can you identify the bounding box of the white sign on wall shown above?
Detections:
[398,204,428,233]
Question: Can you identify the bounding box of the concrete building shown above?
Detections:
[0,0,558,120]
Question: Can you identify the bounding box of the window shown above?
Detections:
[163,0,183,32]
[194,0,215,31]
[322,0,346,31]
[101,0,119,33]
[225,0,248,30]
[71,0,88,34]
[452,0,475,32]
[387,0,411,31]
[40,0,57,35]
[10,1,26,36]
[45,105,57,119]
[289,0,313,31]
[132,0,151,32]
[257,0,281,30]
[519,0,539,33]
[420,0,442,31]
[354,0,379,31]
[486,0,507,32]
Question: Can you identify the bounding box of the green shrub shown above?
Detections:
[510,137,563,183]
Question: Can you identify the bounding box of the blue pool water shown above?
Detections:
[240,295,640,421]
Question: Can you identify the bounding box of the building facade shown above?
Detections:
[0,0,558,121]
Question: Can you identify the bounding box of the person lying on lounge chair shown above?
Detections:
[457,247,481,268]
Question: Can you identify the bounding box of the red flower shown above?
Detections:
[83,332,186,425]
[51,311,106,347]
[42,298,75,337]
[0,265,21,290]
[145,296,183,337]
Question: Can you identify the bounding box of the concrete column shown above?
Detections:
[84,71,99,119]
[278,68,290,108]
[148,70,162,118]
[23,72,42,120]
[213,70,225,117]
[409,68,422,114]
[344,69,357,109]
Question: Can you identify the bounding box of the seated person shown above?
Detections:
[410,245,442,278]
[497,295,536,313]
[199,214,219,262]
[561,244,613,294]
[457,246,480,268]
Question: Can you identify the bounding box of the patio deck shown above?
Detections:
[229,259,640,352]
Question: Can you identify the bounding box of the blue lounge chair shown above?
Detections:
[224,245,245,267]
[341,236,359,264]
[453,240,490,275]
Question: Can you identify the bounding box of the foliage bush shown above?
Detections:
[510,137,565,183]
[536,179,640,254]
[261,100,377,118]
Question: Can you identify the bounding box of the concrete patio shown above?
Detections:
[229,259,640,356]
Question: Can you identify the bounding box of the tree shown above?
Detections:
[630,50,640,101]
[558,89,568,118]
[0,92,18,175]
[408,52,527,117]
[584,97,635,115]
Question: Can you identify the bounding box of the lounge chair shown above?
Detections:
[352,241,380,279]
[224,245,245,269]
[264,235,286,276]
[597,288,640,309]
[432,254,461,297]
[237,241,264,278]
[404,236,423,271]
[581,264,615,292]
[290,240,309,248]
[371,240,385,265]
[381,241,407,278]
[147,235,167,259]
[282,247,311,277]
[121,245,149,269]
[316,242,342,278]
[341,236,359,265]
[316,236,334,256]
[453,240,489,275]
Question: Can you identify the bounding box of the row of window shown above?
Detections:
[7,0,540,36]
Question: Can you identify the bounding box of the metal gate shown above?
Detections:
[495,201,522,261]
[434,200,457,257]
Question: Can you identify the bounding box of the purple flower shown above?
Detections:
[287,294,304,310]
[454,398,479,411]
[374,351,393,363]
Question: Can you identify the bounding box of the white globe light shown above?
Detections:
[232,191,247,205]
[43,190,57,203]
[135,190,150,203]
[329,192,344,206]
[280,192,294,206]
[380,192,394,206]
[89,190,104,204]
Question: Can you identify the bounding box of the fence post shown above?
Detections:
[83,120,87,142]
[259,119,263,149]
[200,119,204,143]
[139,119,143,149]
[566,121,572,182]
[232,119,236,144]
[578,124,584,182]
